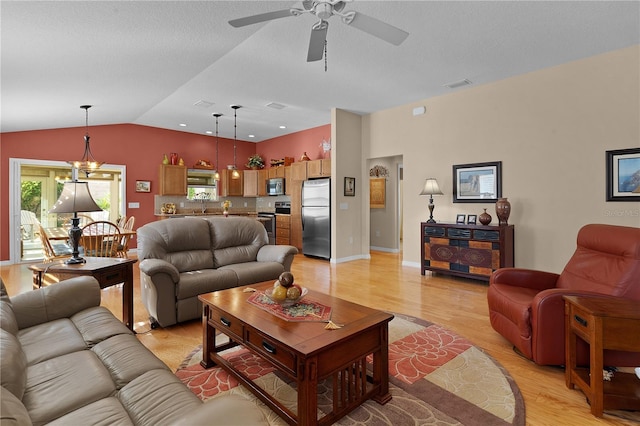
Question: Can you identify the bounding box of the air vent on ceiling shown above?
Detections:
[266,102,287,110]
[443,79,472,89]
[193,100,214,108]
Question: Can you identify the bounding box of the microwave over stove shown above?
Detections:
[267,177,285,196]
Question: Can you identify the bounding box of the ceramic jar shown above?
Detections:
[479,209,492,225]
[495,198,511,226]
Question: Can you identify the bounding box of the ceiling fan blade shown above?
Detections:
[345,12,408,46]
[229,9,294,28]
[307,21,328,62]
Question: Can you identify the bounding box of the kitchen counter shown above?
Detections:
[155,211,259,218]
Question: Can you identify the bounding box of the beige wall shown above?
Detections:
[360,45,640,273]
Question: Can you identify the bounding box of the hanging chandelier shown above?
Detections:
[212,113,222,181]
[68,105,103,176]
[231,105,241,179]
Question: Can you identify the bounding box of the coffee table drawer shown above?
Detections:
[209,307,244,340]
[246,327,296,375]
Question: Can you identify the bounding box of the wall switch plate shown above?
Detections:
[339,203,348,210]
[128,202,140,209]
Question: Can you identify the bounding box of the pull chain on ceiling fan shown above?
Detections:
[229,0,409,65]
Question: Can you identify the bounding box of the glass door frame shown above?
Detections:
[8,158,127,264]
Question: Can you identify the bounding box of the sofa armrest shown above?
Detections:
[490,268,560,291]
[171,395,268,426]
[11,276,101,330]
[256,245,299,271]
[139,259,180,283]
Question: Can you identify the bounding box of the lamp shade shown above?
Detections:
[419,178,443,196]
[49,181,102,214]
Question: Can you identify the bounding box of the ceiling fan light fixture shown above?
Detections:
[68,105,104,177]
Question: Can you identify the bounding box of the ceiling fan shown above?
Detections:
[229,0,409,62]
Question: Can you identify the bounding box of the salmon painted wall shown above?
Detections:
[1,122,329,261]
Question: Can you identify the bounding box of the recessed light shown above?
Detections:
[443,79,472,89]
[179,123,187,127]
[279,125,286,129]
[205,131,213,135]
[248,134,255,138]
[266,102,286,110]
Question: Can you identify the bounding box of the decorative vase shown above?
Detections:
[495,198,511,226]
[170,153,178,165]
[300,152,310,161]
[479,209,492,226]
[162,154,169,165]
[223,209,229,217]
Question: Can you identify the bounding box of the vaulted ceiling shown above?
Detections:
[2,1,638,141]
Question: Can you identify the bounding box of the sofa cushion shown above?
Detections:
[208,217,268,267]
[23,351,116,426]
[220,261,285,286]
[176,269,238,300]
[0,329,27,400]
[71,306,133,347]
[92,334,169,389]
[45,397,133,426]
[118,369,201,426]
[0,280,19,336]
[0,386,32,426]
[18,318,87,365]
[138,217,214,272]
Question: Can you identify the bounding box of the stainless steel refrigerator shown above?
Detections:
[302,178,330,259]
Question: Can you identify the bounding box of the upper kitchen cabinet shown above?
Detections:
[268,166,286,178]
[258,169,268,196]
[291,161,307,181]
[220,169,243,197]
[285,166,292,195]
[159,164,187,195]
[307,159,331,178]
[243,170,258,197]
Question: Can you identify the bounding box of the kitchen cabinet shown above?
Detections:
[220,169,243,197]
[268,166,286,178]
[243,170,258,197]
[421,222,514,281]
[159,164,187,195]
[291,161,307,181]
[290,181,303,251]
[307,159,331,178]
[276,214,291,245]
[285,166,292,195]
[258,169,268,196]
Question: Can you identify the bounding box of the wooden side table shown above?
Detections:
[564,295,640,417]
[29,257,137,331]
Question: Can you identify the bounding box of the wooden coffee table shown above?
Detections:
[199,281,393,426]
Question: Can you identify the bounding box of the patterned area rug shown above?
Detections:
[176,313,525,425]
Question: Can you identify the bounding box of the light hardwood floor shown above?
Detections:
[1,252,635,425]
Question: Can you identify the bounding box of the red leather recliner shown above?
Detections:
[487,224,640,366]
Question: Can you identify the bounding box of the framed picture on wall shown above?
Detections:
[369,178,385,208]
[606,148,640,201]
[453,161,502,203]
[344,177,355,196]
[136,180,151,193]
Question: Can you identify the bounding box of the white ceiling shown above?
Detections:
[2,1,639,142]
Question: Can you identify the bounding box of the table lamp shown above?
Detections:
[49,180,102,264]
[419,178,443,223]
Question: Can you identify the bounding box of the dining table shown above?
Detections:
[44,226,136,241]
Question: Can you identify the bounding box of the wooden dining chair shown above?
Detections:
[117,216,127,229]
[38,224,72,262]
[80,221,121,258]
[117,216,135,258]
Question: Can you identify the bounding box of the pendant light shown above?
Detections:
[231,105,241,179]
[212,113,222,181]
[68,105,104,177]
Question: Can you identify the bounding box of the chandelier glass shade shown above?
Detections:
[212,113,222,181]
[68,105,103,176]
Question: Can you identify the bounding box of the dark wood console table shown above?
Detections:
[29,257,137,331]
[421,222,514,281]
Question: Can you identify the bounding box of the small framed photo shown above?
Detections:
[344,177,356,196]
[606,148,640,201]
[467,214,477,225]
[136,180,151,193]
[453,161,502,203]
[456,214,466,224]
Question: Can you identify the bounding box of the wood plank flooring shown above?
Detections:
[1,252,635,425]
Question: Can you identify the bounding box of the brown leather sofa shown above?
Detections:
[0,276,268,426]
[138,216,298,328]
[487,223,640,366]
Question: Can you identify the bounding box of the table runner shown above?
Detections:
[247,291,332,322]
